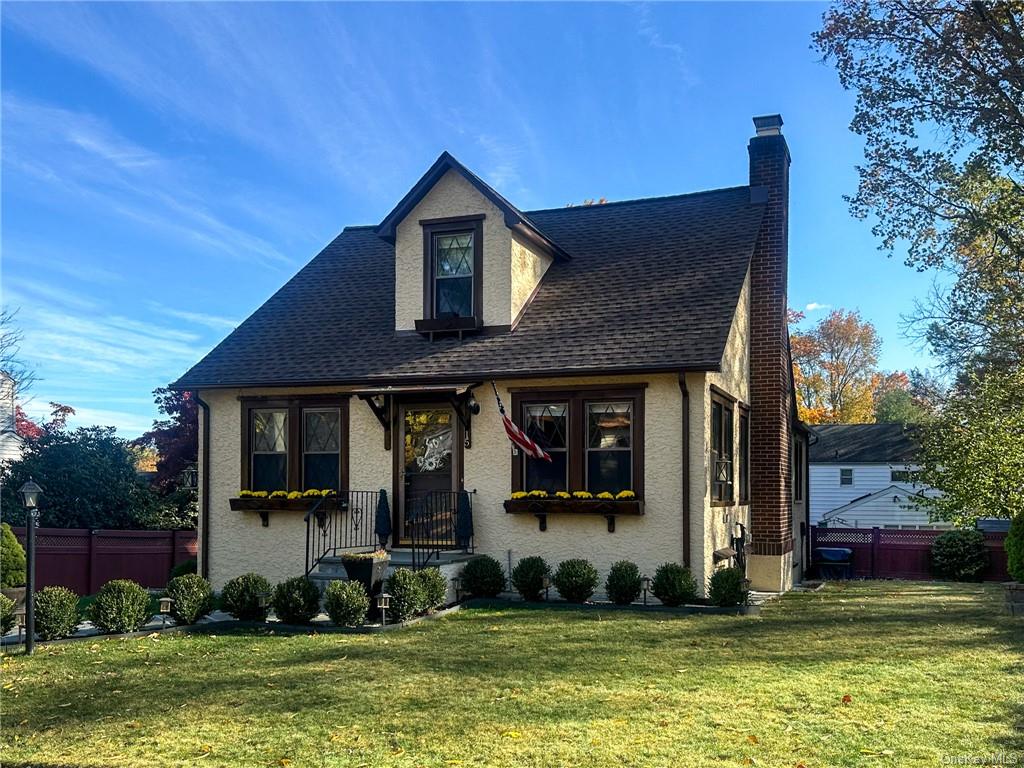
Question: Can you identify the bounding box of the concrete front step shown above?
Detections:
[311,551,475,604]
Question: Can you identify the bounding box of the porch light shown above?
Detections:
[181,464,199,490]
[377,593,391,626]
[641,575,651,606]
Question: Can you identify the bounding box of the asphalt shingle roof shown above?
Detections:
[174,186,765,389]
[809,423,921,464]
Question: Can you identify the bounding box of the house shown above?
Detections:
[808,423,945,530]
[0,373,24,464]
[173,114,809,594]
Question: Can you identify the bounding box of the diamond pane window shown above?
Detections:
[433,232,474,318]
[711,398,734,503]
[524,403,568,492]
[586,402,632,494]
[304,408,341,490]
[252,409,287,492]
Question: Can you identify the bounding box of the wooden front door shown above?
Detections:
[397,404,457,544]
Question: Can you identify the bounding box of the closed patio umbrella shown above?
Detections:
[455,489,473,550]
[375,489,392,549]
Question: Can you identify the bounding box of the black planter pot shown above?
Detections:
[342,555,390,597]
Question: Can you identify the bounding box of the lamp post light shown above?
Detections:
[377,593,391,626]
[159,596,175,630]
[450,576,462,603]
[542,575,551,602]
[641,575,651,606]
[18,479,42,656]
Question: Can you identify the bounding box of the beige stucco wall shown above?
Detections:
[200,374,692,590]
[394,170,512,330]
[510,236,552,324]
[690,269,752,590]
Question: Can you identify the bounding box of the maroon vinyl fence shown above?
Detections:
[11,528,197,595]
[811,526,1009,581]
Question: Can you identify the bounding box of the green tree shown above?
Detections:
[874,389,929,424]
[914,368,1024,526]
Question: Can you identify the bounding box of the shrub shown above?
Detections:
[169,559,197,580]
[707,567,749,607]
[605,560,642,605]
[34,586,80,640]
[90,579,151,634]
[931,529,989,581]
[1006,514,1024,583]
[459,555,505,598]
[651,563,698,607]
[385,568,425,622]
[164,574,214,625]
[0,593,15,634]
[1,523,26,588]
[272,577,322,625]
[418,568,448,611]
[552,558,599,603]
[324,580,369,627]
[220,572,272,621]
[511,556,550,601]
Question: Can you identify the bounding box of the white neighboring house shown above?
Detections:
[0,372,24,464]
[808,423,946,530]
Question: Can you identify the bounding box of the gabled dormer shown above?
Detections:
[376,152,569,337]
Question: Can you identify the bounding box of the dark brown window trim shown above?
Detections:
[710,389,735,506]
[239,395,350,492]
[419,213,486,226]
[422,216,484,326]
[510,386,645,498]
[738,403,750,505]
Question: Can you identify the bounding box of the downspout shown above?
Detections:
[678,372,690,567]
[195,393,211,580]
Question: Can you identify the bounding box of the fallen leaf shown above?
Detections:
[501,730,522,739]
[841,694,853,705]
[747,735,760,745]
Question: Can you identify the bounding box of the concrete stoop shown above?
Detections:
[309,550,474,605]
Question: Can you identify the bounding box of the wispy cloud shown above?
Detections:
[148,302,239,331]
[805,302,832,312]
[634,4,699,88]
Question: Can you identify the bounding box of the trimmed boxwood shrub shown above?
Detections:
[459,555,505,598]
[651,563,698,607]
[164,574,214,625]
[169,558,197,580]
[272,576,322,625]
[90,579,151,634]
[34,586,80,640]
[1006,514,1024,583]
[553,558,599,603]
[707,567,748,607]
[932,529,990,581]
[418,568,448,611]
[605,560,642,605]
[511,556,550,601]
[1,523,26,588]
[221,572,272,621]
[324,580,369,626]
[385,568,425,622]
[0,593,15,634]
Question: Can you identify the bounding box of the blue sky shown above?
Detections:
[1,2,937,437]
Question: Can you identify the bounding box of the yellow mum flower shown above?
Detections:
[510,491,528,499]
[616,490,636,500]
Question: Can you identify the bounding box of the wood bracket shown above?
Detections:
[534,513,547,532]
[258,510,270,527]
[605,515,616,533]
[359,394,392,450]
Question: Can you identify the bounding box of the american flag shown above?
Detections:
[492,382,552,462]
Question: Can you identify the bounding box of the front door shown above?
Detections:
[398,404,456,544]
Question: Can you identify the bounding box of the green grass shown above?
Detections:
[2,581,1021,767]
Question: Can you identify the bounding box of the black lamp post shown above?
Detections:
[18,479,42,656]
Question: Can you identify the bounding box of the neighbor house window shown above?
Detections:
[840,468,853,486]
[523,403,568,492]
[512,387,644,497]
[303,408,342,490]
[242,398,349,493]
[711,392,734,504]
[251,409,288,492]
[891,469,914,483]
[738,407,750,503]
[421,216,484,324]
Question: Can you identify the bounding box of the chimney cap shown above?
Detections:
[753,114,784,136]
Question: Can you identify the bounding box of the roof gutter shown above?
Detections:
[678,371,691,567]
[194,392,211,580]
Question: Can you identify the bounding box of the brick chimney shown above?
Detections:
[746,114,794,591]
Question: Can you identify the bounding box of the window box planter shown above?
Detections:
[341,551,391,598]
[503,498,643,533]
[229,496,346,527]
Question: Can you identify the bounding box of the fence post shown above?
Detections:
[88,530,99,594]
[871,527,880,579]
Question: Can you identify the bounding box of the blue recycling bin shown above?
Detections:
[814,546,854,580]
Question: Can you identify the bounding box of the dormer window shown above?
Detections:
[417,214,484,336]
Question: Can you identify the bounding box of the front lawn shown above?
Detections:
[2,582,1020,767]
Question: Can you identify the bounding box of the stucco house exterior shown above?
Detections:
[809,423,945,530]
[0,373,24,465]
[173,114,809,594]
